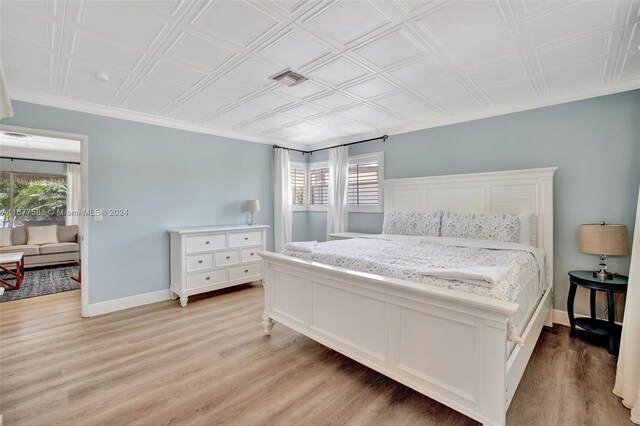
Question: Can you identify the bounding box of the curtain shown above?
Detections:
[273,148,292,252]
[614,185,640,424]
[66,164,82,227]
[327,146,349,235]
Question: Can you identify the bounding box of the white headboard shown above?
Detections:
[383,167,558,285]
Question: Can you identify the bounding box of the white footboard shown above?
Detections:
[260,251,552,426]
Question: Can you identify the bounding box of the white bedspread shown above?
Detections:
[282,235,546,303]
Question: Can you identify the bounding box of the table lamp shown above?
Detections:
[579,221,629,279]
[244,200,260,226]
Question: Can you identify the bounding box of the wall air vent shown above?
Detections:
[271,69,308,87]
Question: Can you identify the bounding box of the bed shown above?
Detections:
[259,167,557,426]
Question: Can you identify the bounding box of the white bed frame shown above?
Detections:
[259,167,557,426]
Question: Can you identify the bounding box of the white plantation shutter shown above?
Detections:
[347,152,384,212]
[347,161,379,206]
[309,166,329,207]
[290,167,306,206]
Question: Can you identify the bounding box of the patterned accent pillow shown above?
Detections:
[440,212,521,243]
[382,210,442,236]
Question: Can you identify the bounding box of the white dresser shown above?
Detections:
[168,224,269,306]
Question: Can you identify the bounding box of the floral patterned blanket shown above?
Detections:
[281,235,546,304]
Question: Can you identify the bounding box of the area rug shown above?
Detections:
[0,265,79,302]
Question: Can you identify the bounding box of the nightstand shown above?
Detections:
[567,270,628,354]
[327,232,376,240]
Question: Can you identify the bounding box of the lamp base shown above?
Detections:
[592,270,617,280]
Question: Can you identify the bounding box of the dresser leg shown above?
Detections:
[169,291,178,300]
[262,313,275,336]
[180,297,188,307]
[567,282,577,337]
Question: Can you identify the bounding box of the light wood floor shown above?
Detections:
[0,285,633,426]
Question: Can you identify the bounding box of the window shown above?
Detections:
[290,163,307,211]
[309,163,329,211]
[289,153,383,213]
[0,171,68,227]
[347,152,383,213]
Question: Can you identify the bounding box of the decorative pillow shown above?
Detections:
[0,228,11,246]
[382,210,441,236]
[440,212,521,243]
[27,225,59,245]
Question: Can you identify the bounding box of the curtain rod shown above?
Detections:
[273,134,388,155]
[1,156,80,165]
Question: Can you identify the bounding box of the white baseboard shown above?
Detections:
[86,289,171,317]
[553,309,571,327]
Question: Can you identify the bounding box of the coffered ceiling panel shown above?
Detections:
[192,1,279,48]
[1,0,639,150]
[78,1,168,49]
[167,32,238,71]
[306,1,393,46]
[73,31,144,72]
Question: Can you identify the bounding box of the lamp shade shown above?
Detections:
[244,200,260,212]
[579,223,629,256]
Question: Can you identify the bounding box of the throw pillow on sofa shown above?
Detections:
[0,228,11,246]
[27,225,59,245]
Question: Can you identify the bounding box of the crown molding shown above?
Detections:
[6,89,310,151]
[7,78,640,153]
[305,79,640,150]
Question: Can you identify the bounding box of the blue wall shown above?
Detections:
[2,101,274,304]
[295,90,640,313]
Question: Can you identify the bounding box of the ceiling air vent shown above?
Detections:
[271,69,308,87]
[2,131,29,138]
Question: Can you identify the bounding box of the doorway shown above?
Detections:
[0,125,89,316]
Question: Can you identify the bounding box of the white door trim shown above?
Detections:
[0,124,90,317]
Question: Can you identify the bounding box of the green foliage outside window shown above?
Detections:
[0,175,67,227]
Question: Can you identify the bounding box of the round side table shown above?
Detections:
[567,270,628,355]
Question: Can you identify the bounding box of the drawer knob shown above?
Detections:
[198,260,203,264]
[206,276,210,280]
[205,241,210,245]
[244,237,248,241]
[250,252,254,256]
[244,269,249,273]
[226,256,230,260]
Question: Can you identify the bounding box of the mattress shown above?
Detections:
[282,235,547,352]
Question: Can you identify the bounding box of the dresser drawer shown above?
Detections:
[186,269,226,289]
[229,231,262,248]
[241,247,261,263]
[215,250,239,267]
[229,263,262,282]
[186,234,226,253]
[186,253,213,272]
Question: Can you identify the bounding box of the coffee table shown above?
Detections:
[0,252,25,291]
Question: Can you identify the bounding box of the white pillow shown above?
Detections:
[27,225,59,245]
[518,213,535,246]
[0,228,11,246]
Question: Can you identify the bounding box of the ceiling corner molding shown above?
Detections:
[6,89,309,152]
[306,79,640,150]
[0,61,14,119]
